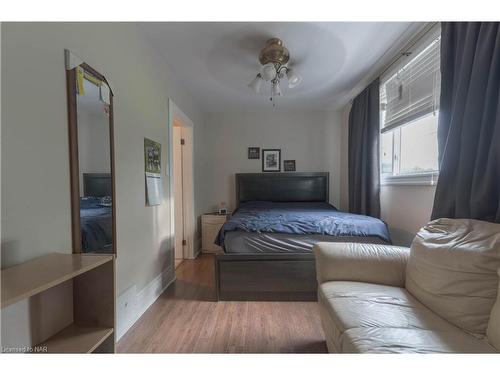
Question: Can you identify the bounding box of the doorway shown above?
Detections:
[169,99,196,272]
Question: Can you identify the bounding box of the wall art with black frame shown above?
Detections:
[262,149,281,172]
[248,147,260,159]
[283,160,296,172]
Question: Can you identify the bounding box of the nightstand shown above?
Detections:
[201,213,229,253]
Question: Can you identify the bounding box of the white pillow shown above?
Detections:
[487,270,500,351]
[406,218,500,336]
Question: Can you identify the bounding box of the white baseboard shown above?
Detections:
[116,265,175,341]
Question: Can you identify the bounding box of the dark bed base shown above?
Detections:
[215,253,317,301]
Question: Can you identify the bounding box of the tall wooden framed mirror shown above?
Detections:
[66,54,116,255]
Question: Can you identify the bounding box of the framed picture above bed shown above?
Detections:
[248,147,260,159]
[284,160,296,172]
[262,149,281,172]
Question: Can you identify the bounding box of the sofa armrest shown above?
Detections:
[313,242,410,287]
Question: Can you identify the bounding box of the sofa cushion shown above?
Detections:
[342,327,495,354]
[487,270,500,350]
[314,242,409,287]
[318,281,495,353]
[406,218,500,336]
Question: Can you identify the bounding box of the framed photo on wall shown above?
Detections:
[283,160,296,172]
[248,147,260,159]
[262,149,281,172]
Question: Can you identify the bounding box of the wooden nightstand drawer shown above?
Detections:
[202,214,228,225]
[201,213,229,253]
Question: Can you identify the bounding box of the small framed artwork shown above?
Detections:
[284,160,296,172]
[144,138,161,174]
[262,149,281,172]
[248,147,260,159]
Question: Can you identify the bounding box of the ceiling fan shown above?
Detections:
[247,38,302,106]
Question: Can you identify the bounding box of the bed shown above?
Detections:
[80,173,113,253]
[214,172,390,301]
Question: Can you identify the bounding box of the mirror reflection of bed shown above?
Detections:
[76,77,113,253]
[80,173,113,253]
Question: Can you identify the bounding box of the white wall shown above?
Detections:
[1,23,204,342]
[198,110,342,213]
[338,103,436,246]
[380,185,436,246]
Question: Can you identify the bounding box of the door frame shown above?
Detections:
[172,125,184,262]
[168,98,196,260]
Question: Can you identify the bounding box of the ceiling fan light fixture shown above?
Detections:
[286,68,302,88]
[249,38,301,106]
[248,74,264,93]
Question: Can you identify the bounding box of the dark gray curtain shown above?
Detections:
[431,22,500,223]
[348,78,381,218]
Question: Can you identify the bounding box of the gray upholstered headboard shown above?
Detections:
[83,173,112,197]
[235,172,329,207]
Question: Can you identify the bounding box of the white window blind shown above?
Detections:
[380,25,441,133]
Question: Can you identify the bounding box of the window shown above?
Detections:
[380,25,441,185]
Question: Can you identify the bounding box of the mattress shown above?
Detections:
[216,201,391,251]
[224,231,389,254]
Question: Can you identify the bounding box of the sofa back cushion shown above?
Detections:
[487,270,500,350]
[406,218,500,336]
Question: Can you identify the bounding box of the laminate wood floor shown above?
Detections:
[174,258,183,269]
[117,254,327,353]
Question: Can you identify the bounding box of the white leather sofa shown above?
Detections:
[314,218,500,353]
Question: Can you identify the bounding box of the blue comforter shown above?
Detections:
[215,201,390,246]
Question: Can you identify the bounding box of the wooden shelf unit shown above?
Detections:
[39,325,114,354]
[1,253,116,353]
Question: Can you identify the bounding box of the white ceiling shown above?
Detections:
[139,22,422,112]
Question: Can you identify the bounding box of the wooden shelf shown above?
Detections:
[39,324,114,353]
[1,253,113,308]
